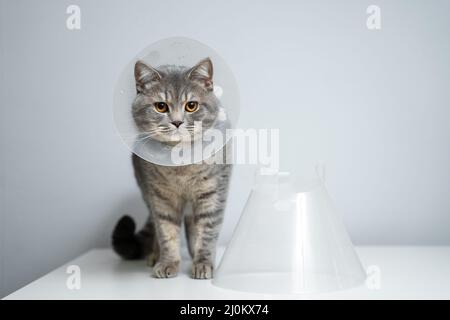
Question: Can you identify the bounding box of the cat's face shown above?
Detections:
[132,58,219,144]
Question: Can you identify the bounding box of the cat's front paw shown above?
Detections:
[191,262,213,279]
[152,261,179,278]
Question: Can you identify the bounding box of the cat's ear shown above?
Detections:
[134,61,161,93]
[187,58,213,91]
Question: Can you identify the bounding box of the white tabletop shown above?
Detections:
[4,246,450,300]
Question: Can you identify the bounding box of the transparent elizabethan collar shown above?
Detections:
[213,168,366,294]
[113,37,240,166]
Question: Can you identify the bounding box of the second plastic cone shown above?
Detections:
[213,171,366,294]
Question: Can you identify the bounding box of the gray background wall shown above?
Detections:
[1,0,449,298]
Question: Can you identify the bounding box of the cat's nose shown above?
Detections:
[171,121,183,128]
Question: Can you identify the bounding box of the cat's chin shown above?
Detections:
[160,134,198,146]
[162,140,182,147]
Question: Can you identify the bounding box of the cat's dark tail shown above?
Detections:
[112,215,144,260]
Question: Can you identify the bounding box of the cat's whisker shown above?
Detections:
[135,136,151,142]
[134,135,155,145]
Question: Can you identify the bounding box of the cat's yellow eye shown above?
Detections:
[154,102,168,113]
[185,101,199,113]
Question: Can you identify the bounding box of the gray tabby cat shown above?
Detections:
[112,58,231,279]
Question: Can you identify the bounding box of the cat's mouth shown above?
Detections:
[140,121,215,146]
